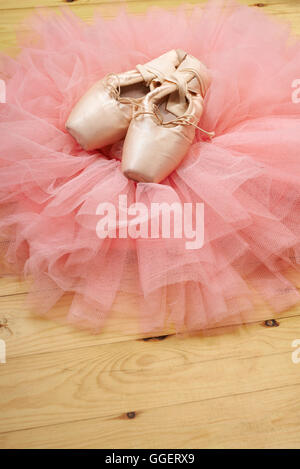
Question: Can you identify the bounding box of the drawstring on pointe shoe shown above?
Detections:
[106,73,142,108]
[162,113,215,138]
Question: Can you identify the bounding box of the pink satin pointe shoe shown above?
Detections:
[121,54,214,183]
[66,49,186,151]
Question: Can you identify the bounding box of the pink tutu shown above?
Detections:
[1,0,300,333]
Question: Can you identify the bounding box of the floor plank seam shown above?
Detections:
[2,313,300,361]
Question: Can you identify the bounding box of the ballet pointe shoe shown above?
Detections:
[121,54,214,183]
[66,49,186,151]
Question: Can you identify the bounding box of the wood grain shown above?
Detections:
[1,384,300,449]
[0,315,300,435]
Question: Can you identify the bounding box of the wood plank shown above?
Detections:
[1,383,300,449]
[0,278,30,297]
[1,0,300,28]
[1,0,207,10]
[0,315,300,434]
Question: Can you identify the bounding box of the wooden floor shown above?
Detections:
[1,0,300,449]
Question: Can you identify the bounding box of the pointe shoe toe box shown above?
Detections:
[122,117,193,183]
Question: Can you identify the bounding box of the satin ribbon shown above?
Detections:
[106,69,215,138]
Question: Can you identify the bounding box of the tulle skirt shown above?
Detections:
[1,0,300,334]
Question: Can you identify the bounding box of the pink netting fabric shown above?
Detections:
[1,0,300,333]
